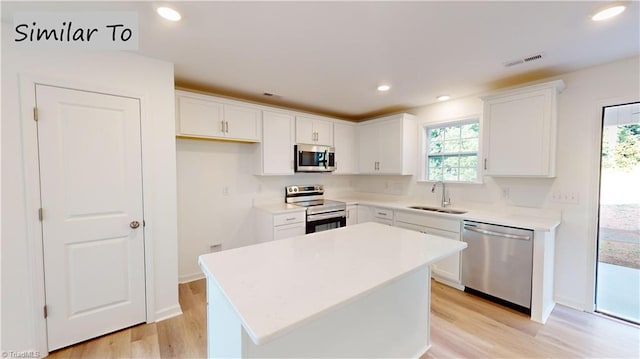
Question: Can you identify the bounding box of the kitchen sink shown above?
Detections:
[408,206,467,215]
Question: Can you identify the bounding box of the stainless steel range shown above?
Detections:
[285,185,346,234]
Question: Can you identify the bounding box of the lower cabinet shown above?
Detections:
[256,209,306,243]
[357,205,393,226]
[346,205,358,226]
[394,210,463,289]
[274,222,306,241]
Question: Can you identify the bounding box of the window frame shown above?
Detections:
[420,116,483,184]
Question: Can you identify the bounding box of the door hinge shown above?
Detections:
[38,208,43,221]
[143,220,146,227]
[33,107,39,121]
[44,305,48,318]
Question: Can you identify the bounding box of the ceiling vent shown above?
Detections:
[504,52,544,67]
[263,92,282,99]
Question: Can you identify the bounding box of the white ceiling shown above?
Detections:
[3,1,639,120]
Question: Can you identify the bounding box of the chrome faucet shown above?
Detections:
[431,181,450,208]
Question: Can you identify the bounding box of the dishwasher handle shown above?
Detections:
[463,225,531,241]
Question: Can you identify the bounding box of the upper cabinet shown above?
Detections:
[258,111,295,175]
[295,116,334,146]
[333,121,359,174]
[357,113,416,175]
[481,80,565,177]
[176,90,261,142]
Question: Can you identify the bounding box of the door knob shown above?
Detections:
[130,221,140,229]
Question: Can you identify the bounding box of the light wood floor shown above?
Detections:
[48,279,639,358]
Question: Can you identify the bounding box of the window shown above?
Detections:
[425,120,480,182]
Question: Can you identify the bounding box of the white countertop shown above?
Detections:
[253,202,306,214]
[329,196,561,232]
[198,222,466,345]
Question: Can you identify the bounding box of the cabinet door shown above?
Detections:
[356,205,374,224]
[425,228,461,283]
[177,96,225,137]
[357,123,378,174]
[313,118,334,146]
[274,223,305,241]
[295,116,315,144]
[483,84,559,177]
[262,111,295,175]
[224,104,261,141]
[376,119,402,174]
[394,221,428,233]
[333,123,358,174]
[346,205,358,226]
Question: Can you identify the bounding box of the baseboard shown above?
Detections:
[433,277,465,291]
[155,304,183,322]
[554,296,588,312]
[541,301,556,323]
[179,272,205,284]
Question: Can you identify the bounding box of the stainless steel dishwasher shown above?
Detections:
[462,220,534,314]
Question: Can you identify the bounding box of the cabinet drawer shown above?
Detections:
[373,207,394,220]
[273,211,305,226]
[395,210,461,233]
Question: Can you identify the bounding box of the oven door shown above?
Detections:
[306,211,346,234]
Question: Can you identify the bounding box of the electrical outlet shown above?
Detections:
[551,191,579,204]
[566,191,579,204]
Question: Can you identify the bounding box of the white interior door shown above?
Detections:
[36,84,146,350]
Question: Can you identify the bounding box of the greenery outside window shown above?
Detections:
[425,120,480,182]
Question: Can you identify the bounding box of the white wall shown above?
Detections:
[1,24,179,353]
[354,56,640,311]
[176,138,356,281]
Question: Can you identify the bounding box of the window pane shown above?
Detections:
[429,141,443,154]
[428,156,443,168]
[444,155,459,168]
[424,119,479,183]
[459,155,477,167]
[429,128,444,142]
[443,140,461,153]
[428,167,443,181]
[461,123,479,138]
[444,167,458,181]
[461,139,478,151]
[444,126,461,140]
[459,167,477,182]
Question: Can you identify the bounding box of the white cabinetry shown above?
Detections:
[482,80,564,177]
[256,209,306,243]
[357,205,393,226]
[333,121,358,174]
[258,111,295,175]
[176,90,261,142]
[395,210,463,288]
[296,116,334,146]
[346,205,358,226]
[357,113,416,175]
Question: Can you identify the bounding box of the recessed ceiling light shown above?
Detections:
[157,7,182,22]
[377,85,391,92]
[591,4,626,21]
[437,95,451,101]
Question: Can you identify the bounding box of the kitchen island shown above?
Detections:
[198,222,467,358]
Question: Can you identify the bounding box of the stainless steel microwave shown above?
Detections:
[294,144,336,172]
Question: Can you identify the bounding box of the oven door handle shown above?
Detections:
[307,210,346,222]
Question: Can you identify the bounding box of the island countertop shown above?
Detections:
[198,222,467,346]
